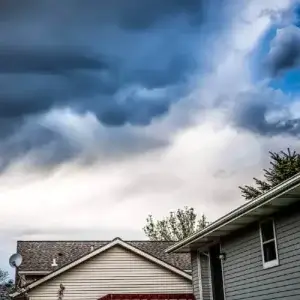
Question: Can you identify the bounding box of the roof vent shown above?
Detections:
[90,246,94,252]
[51,258,58,267]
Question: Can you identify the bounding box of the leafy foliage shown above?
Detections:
[0,269,14,300]
[143,206,209,241]
[240,148,300,200]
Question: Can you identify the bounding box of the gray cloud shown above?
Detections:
[0,0,227,167]
[0,0,208,125]
[0,0,212,119]
[0,47,107,74]
[0,110,170,172]
[231,88,300,136]
[4,0,298,169]
[266,25,300,76]
[0,127,76,171]
[0,0,204,31]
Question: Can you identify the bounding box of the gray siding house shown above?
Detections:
[167,173,300,300]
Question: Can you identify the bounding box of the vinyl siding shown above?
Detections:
[28,245,192,300]
[199,254,211,300]
[191,251,200,300]
[191,252,211,300]
[222,204,300,300]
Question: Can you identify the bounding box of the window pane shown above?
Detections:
[261,220,274,242]
[263,241,277,262]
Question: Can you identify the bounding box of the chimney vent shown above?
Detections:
[51,258,58,267]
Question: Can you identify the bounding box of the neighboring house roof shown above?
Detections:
[12,238,192,298]
[166,173,300,253]
[17,239,191,273]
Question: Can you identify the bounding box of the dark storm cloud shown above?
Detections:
[0,47,107,73]
[231,89,300,136]
[0,0,204,30]
[0,114,170,172]
[0,0,211,125]
[0,0,232,168]
[266,25,300,76]
[0,0,223,167]
[0,120,77,171]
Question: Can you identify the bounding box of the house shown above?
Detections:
[11,238,194,300]
[166,173,300,300]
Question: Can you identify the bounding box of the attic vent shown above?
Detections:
[51,258,58,267]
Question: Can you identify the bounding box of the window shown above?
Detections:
[259,219,279,269]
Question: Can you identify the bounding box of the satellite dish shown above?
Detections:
[9,253,23,268]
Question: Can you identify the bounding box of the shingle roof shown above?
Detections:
[17,240,191,273]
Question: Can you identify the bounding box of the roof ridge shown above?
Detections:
[17,240,111,242]
[17,240,177,242]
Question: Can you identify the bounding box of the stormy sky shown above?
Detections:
[0,0,226,169]
[1,0,300,275]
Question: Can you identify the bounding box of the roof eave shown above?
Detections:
[166,173,300,253]
[18,270,50,275]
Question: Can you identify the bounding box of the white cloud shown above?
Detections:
[0,0,298,274]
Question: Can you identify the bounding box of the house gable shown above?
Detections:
[12,239,192,299]
[20,244,192,300]
[17,240,190,273]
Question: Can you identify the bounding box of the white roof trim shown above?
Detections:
[166,172,300,253]
[11,238,191,298]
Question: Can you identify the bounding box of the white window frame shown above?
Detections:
[259,218,279,269]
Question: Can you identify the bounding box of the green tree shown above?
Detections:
[239,148,300,200]
[143,206,209,241]
[0,269,14,300]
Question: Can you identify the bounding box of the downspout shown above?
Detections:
[219,242,226,300]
